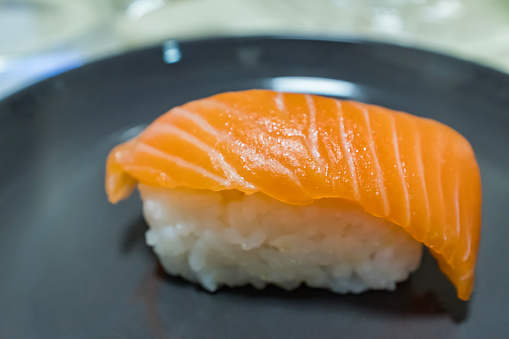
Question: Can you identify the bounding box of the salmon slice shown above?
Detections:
[106,90,481,300]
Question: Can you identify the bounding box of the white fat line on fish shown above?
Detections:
[305,94,325,170]
[390,115,410,225]
[172,108,221,137]
[275,92,287,114]
[463,234,472,262]
[173,105,305,191]
[454,164,461,238]
[434,131,447,248]
[201,98,250,120]
[135,143,228,185]
[458,267,475,281]
[335,100,361,200]
[150,122,246,187]
[410,117,431,227]
[462,208,473,262]
[357,104,390,216]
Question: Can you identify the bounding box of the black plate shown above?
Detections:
[1,36,508,338]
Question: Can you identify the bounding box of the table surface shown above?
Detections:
[1,0,509,98]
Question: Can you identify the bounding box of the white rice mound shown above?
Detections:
[140,184,423,294]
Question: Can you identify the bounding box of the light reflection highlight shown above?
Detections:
[269,77,360,98]
[163,40,182,64]
[126,0,165,20]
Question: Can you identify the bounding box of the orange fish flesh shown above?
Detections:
[106,90,482,300]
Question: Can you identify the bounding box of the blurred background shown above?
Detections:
[1,0,509,98]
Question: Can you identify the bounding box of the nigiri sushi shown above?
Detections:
[106,90,481,300]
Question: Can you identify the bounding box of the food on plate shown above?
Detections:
[106,90,481,300]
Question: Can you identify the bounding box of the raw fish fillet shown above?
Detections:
[106,90,482,300]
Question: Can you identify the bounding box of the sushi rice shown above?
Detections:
[141,184,423,293]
